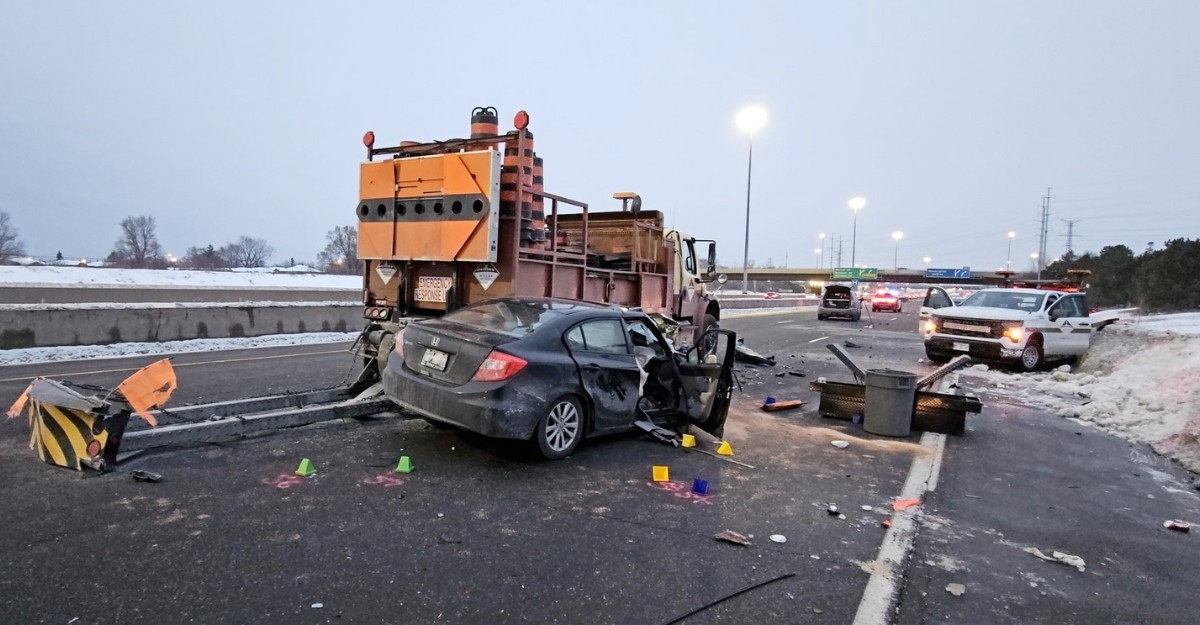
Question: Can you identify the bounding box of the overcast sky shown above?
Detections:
[2,1,1197,273]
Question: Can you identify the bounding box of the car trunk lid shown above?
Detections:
[401,319,515,385]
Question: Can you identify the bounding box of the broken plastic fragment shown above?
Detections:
[892,497,920,512]
[831,440,850,449]
[714,530,751,546]
[1023,547,1086,572]
[1163,520,1191,532]
[769,534,787,543]
[946,583,966,596]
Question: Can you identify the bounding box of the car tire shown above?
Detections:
[925,348,950,364]
[535,395,585,460]
[698,313,720,353]
[817,313,827,320]
[1018,337,1044,372]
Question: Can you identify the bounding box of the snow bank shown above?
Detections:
[962,312,1200,473]
[0,332,359,366]
[0,265,359,289]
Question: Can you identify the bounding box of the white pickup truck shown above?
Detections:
[918,287,1098,371]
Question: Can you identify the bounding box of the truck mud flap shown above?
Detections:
[809,381,982,436]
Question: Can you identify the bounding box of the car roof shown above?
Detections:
[973,288,1058,295]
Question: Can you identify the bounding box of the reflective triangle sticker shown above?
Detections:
[474,265,499,291]
[375,264,398,284]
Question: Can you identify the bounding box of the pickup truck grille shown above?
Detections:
[936,316,1005,338]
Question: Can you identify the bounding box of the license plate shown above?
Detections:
[420,347,449,371]
[952,342,970,352]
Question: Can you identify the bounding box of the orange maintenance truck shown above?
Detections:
[355,108,722,376]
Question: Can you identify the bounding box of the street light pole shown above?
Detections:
[1006,231,1016,269]
[848,197,866,268]
[736,106,767,294]
[891,231,903,270]
[818,233,826,270]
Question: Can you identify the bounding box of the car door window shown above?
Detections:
[1051,295,1085,318]
[625,320,669,359]
[924,288,952,309]
[566,320,628,354]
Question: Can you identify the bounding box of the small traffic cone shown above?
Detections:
[394,455,413,474]
[295,458,316,477]
[652,465,670,482]
[681,434,696,448]
[716,441,734,456]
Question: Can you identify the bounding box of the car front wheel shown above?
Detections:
[535,396,584,460]
[1018,338,1044,372]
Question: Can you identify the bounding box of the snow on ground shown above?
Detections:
[0,265,360,289]
[960,312,1200,473]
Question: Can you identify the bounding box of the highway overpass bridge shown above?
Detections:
[715,267,1018,286]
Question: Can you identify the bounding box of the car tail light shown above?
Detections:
[471,350,527,382]
[393,328,406,358]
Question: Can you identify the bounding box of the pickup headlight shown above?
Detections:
[1002,323,1023,342]
[924,320,939,333]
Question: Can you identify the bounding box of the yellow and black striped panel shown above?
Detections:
[27,401,108,471]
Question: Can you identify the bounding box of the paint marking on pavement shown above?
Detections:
[808,336,830,343]
[852,431,947,625]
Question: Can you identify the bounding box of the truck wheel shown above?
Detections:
[1018,337,1044,372]
[534,395,584,460]
[925,348,950,364]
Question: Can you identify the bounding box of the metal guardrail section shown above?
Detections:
[121,385,401,452]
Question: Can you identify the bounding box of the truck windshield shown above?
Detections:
[959,291,1044,312]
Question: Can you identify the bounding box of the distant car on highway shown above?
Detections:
[382,297,735,459]
[817,285,861,321]
[870,291,902,313]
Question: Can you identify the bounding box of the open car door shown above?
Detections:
[676,329,736,437]
[919,287,955,332]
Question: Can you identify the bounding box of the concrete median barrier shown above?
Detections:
[0,302,362,349]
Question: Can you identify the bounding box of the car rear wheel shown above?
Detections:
[1018,337,1044,372]
[535,395,584,460]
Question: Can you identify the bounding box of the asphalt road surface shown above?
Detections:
[2,305,1197,625]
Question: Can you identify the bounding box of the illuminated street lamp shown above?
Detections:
[923,256,932,264]
[735,106,768,293]
[891,231,903,270]
[848,197,866,268]
[1006,231,1016,268]
[813,247,822,267]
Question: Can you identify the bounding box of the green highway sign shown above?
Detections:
[832,267,879,279]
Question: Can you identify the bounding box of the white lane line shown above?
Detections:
[852,431,947,625]
[777,320,795,324]
[808,336,830,343]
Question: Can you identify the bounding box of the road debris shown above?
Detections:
[1163,520,1191,532]
[311,603,324,609]
[945,583,966,596]
[769,534,787,543]
[843,340,862,348]
[714,530,752,546]
[827,504,839,515]
[735,340,776,366]
[761,398,805,412]
[437,535,462,544]
[130,470,162,483]
[788,371,807,378]
[830,440,850,449]
[892,497,920,512]
[1024,547,1086,572]
[861,505,873,511]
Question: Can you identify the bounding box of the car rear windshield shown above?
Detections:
[442,300,602,337]
[959,291,1045,312]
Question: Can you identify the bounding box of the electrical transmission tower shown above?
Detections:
[1061,218,1081,257]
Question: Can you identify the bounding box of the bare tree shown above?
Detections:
[110,215,163,268]
[0,210,25,261]
[182,244,228,270]
[317,225,361,274]
[221,236,273,268]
